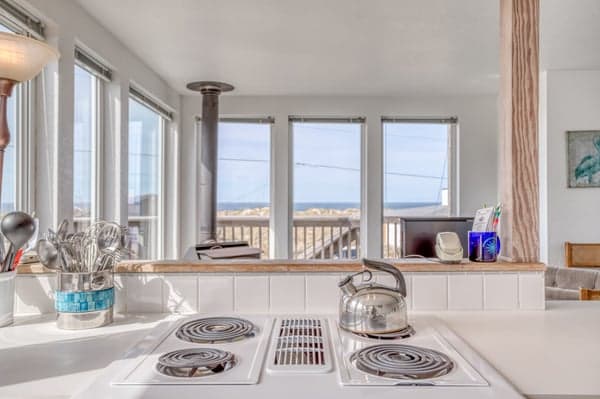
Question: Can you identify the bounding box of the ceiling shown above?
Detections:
[76,0,600,97]
[76,0,499,96]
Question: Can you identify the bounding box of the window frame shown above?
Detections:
[380,117,459,257]
[72,64,103,229]
[381,117,459,216]
[127,96,167,259]
[210,117,274,257]
[288,116,366,260]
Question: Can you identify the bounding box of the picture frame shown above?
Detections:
[566,130,600,188]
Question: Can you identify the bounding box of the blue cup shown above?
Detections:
[468,231,500,262]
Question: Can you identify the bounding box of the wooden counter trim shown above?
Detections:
[17,260,546,274]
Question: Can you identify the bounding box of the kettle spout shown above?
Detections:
[338,270,372,296]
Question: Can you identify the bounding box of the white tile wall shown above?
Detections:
[198,275,234,313]
[519,273,545,310]
[448,273,483,310]
[412,274,448,310]
[269,274,305,313]
[113,274,127,314]
[305,274,340,314]
[14,275,55,315]
[126,274,163,313]
[484,273,519,310]
[14,271,546,315]
[163,275,198,314]
[235,275,269,313]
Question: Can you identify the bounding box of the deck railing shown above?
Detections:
[217,215,404,259]
[75,215,404,259]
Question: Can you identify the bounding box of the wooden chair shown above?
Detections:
[579,288,600,300]
[565,242,600,267]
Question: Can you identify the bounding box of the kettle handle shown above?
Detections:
[362,258,407,298]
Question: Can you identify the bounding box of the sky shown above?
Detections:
[1,32,448,214]
[217,121,449,207]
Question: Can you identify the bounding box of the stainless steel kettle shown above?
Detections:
[338,258,408,335]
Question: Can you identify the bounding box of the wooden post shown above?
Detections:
[499,0,539,262]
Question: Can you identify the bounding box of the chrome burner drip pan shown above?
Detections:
[350,344,455,380]
[353,325,415,340]
[156,348,236,378]
[176,317,257,344]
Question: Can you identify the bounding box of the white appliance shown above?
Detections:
[331,316,487,386]
[76,314,524,399]
[435,232,464,263]
[112,315,274,385]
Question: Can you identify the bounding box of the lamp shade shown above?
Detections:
[0,32,59,82]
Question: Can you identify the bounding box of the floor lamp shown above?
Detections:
[0,32,58,206]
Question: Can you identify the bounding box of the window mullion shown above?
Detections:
[159,117,166,259]
[91,76,101,222]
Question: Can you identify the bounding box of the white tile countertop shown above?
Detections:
[0,301,598,399]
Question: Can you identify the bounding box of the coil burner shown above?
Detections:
[352,325,415,340]
[350,344,455,380]
[156,348,236,378]
[176,317,257,344]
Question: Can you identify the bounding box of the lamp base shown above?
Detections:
[0,79,16,97]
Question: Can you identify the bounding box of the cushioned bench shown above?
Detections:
[545,266,600,300]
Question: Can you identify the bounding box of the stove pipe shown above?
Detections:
[186,81,234,242]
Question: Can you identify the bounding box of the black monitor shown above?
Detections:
[400,217,474,258]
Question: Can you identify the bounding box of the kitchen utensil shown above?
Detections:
[12,249,24,271]
[338,258,408,335]
[36,238,61,271]
[0,232,4,267]
[1,212,36,272]
[56,219,69,240]
[97,222,121,254]
[41,220,126,273]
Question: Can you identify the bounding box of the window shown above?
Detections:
[73,65,98,231]
[382,119,456,257]
[291,118,363,259]
[216,119,272,257]
[1,74,17,214]
[127,98,164,259]
[0,22,22,214]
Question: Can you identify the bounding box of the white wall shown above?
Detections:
[180,94,499,258]
[540,70,600,266]
[20,0,182,258]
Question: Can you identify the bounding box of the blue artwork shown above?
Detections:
[568,131,600,188]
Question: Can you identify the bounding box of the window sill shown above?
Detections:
[17,259,546,274]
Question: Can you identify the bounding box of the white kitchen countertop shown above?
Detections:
[0,301,598,399]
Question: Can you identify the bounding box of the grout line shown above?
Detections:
[233,274,237,313]
[303,274,307,314]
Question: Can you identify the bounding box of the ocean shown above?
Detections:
[217,202,441,211]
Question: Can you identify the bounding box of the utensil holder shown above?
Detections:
[0,271,16,327]
[55,270,114,330]
[468,231,501,262]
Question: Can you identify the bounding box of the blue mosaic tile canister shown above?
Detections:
[55,270,114,330]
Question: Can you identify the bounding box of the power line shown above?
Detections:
[219,157,444,180]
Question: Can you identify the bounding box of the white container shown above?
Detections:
[0,271,16,327]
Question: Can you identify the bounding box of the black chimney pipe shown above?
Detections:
[186,81,234,242]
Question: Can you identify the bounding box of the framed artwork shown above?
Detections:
[567,130,600,188]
